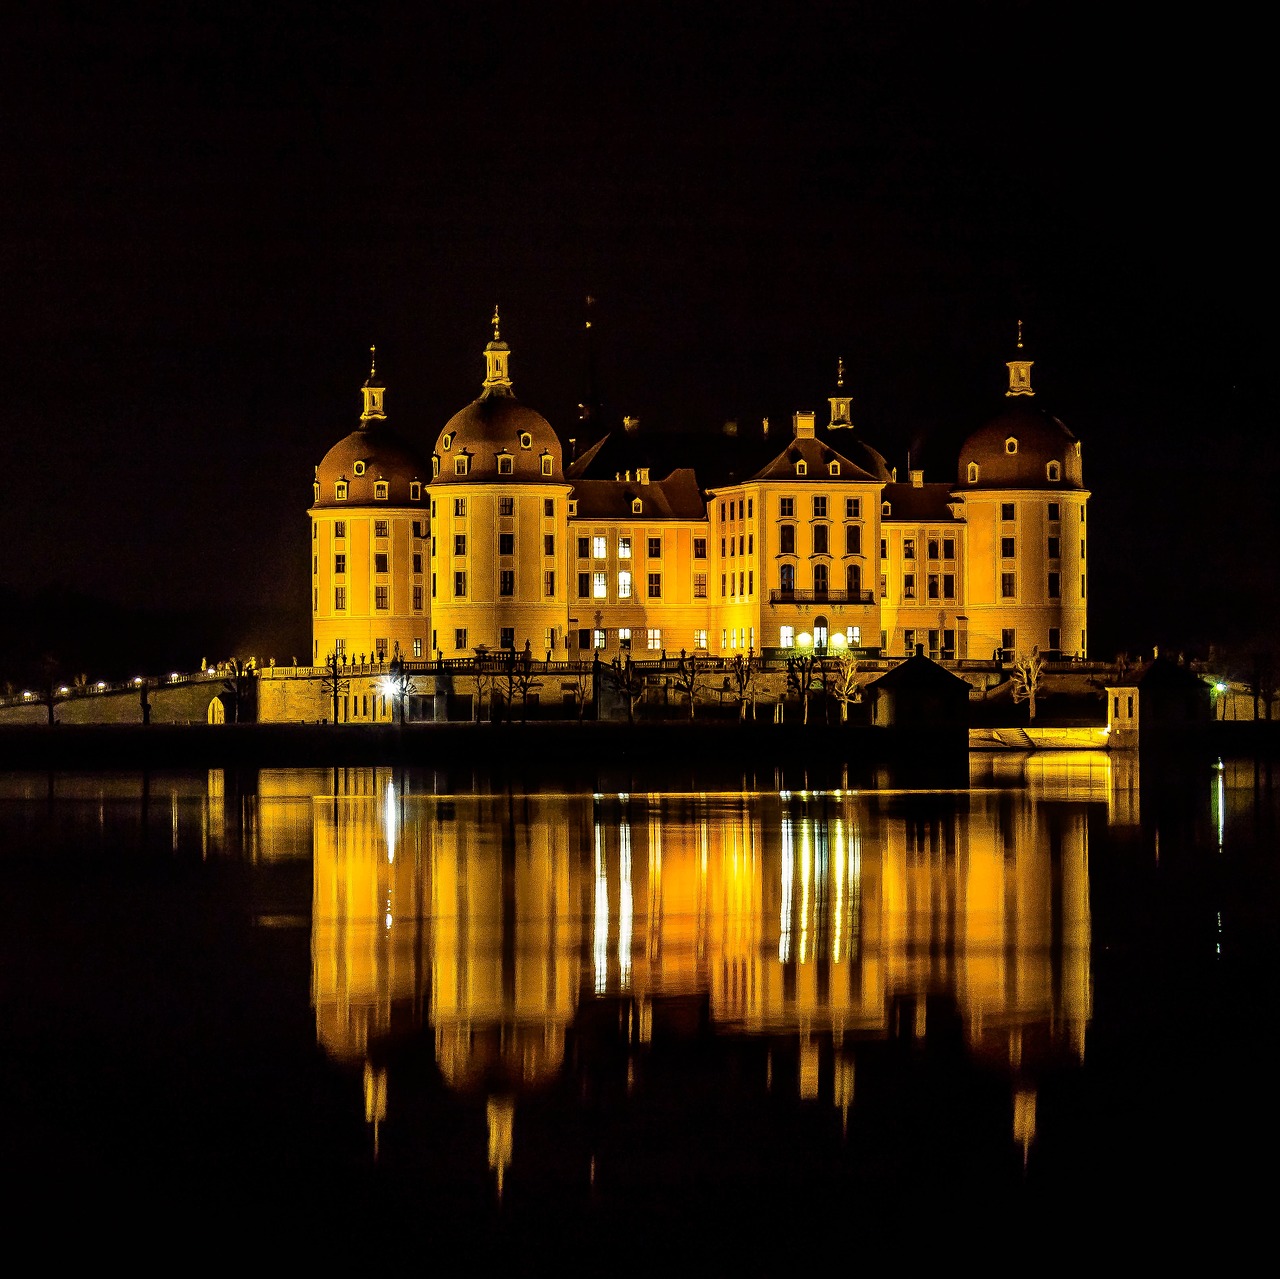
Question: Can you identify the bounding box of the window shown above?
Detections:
[544,570,555,597]
[813,564,829,596]
[943,537,955,560]
[577,629,591,651]
[748,534,754,553]
[544,534,554,556]
[903,629,915,653]
[335,481,348,500]
[928,574,939,599]
[455,629,468,650]
[880,539,887,560]
[967,463,979,483]
[499,496,514,516]
[1001,503,1016,521]
[1082,575,1087,596]
[738,499,744,519]
[693,629,708,650]
[412,553,422,573]
[845,525,861,554]
[748,571,753,595]
[334,553,347,574]
[568,500,577,516]
[845,498,860,518]
[454,455,469,475]
[519,432,532,450]
[1047,461,1061,481]
[1005,437,1019,454]
[593,536,607,559]
[903,538,915,560]
[780,625,795,648]
[1048,502,1060,522]
[374,481,388,500]
[454,571,466,597]
[693,537,707,559]
[544,628,555,651]
[413,638,422,657]
[334,586,346,611]
[1049,627,1061,651]
[499,532,514,555]
[431,573,436,597]
[779,525,795,555]
[578,572,591,598]
[1001,537,1016,559]
[719,502,726,522]
[1001,572,1016,598]
[334,521,346,538]
[846,563,861,595]
[903,573,915,599]
[943,573,955,599]
[780,564,795,594]
[747,499,753,518]
[453,498,466,516]
[313,555,318,575]
[632,499,643,514]
[413,585,423,610]
[375,638,388,661]
[442,433,453,451]
[618,570,632,598]
[1001,628,1015,652]
[1080,505,1085,523]
[722,629,729,650]
[541,455,553,476]
[410,483,421,502]
[500,627,515,650]
[454,534,466,556]
[927,539,939,560]
[721,573,727,597]
[812,525,829,554]
[577,536,590,559]
[813,496,827,518]
[593,572,607,598]
[796,461,807,476]
[647,537,661,558]
[1048,572,1060,598]
[694,573,707,598]
[615,628,632,651]
[723,538,728,557]
[432,457,440,477]
[647,573,662,598]
[1080,540,1086,559]
[779,497,794,518]
[375,586,389,610]
[618,536,631,559]
[500,570,515,596]
[828,462,840,476]
[647,629,662,651]
[544,498,554,517]
[1048,536,1060,559]
[498,455,515,476]
[373,520,388,538]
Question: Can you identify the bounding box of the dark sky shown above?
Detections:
[2,1,1275,669]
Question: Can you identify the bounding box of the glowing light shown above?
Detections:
[797,632,812,649]
[1215,682,1228,694]
[22,691,32,699]
[58,686,69,694]
[96,681,106,690]
[829,632,847,650]
[133,677,144,685]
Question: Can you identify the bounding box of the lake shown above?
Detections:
[1,751,1275,1261]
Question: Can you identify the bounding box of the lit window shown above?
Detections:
[618,570,632,598]
[693,629,708,650]
[593,629,606,650]
[618,536,632,559]
[780,625,795,648]
[618,628,632,651]
[500,570,515,597]
[375,586,389,610]
[374,481,388,500]
[593,571,607,598]
[646,628,662,651]
[693,573,707,598]
[594,536,607,559]
[413,639,422,657]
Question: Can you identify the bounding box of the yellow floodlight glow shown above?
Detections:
[829,632,847,650]
[797,632,812,649]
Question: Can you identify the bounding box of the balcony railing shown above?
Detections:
[768,588,875,606]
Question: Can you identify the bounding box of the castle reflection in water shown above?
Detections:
[200,752,1144,1147]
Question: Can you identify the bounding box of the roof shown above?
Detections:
[880,481,959,522]
[749,434,885,484]
[867,651,972,691]
[432,392,564,485]
[313,421,428,509]
[571,468,706,520]
[957,401,1083,490]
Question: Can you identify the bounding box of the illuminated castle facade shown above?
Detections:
[310,317,1088,667]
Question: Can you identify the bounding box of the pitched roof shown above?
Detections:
[880,481,960,522]
[571,468,706,520]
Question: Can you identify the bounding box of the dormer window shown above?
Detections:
[632,498,643,514]
[568,499,578,516]
[409,481,421,500]
[335,481,348,500]
[432,457,441,477]
[442,432,454,451]
[828,461,840,476]
[796,461,807,476]
[541,454,553,476]
[519,432,533,450]
[1047,461,1061,482]
[1005,437,1018,454]
[881,502,891,517]
[967,462,979,483]
[498,454,514,475]
[353,460,366,476]
[313,482,320,502]
[454,455,469,476]
[374,481,388,500]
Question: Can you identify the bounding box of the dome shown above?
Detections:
[314,421,428,509]
[433,393,564,485]
[957,401,1083,491]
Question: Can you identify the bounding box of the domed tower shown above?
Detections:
[953,324,1089,658]
[310,352,429,672]
[428,310,572,657]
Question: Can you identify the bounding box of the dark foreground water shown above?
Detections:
[1,752,1276,1261]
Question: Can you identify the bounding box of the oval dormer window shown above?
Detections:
[519,432,533,450]
[353,460,366,476]
[442,433,453,451]
[1046,461,1061,482]
[1005,437,1018,454]
[967,462,979,483]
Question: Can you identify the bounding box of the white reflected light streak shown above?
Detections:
[594,819,608,994]
[619,813,633,989]
[780,816,794,963]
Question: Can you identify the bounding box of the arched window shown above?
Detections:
[813,616,829,649]
[967,462,979,483]
[779,563,795,595]
[846,563,862,596]
[813,563,829,598]
[829,461,840,476]
[1047,460,1061,481]
[497,454,513,475]
[796,460,807,476]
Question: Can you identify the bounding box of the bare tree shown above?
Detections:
[612,654,646,723]
[320,652,350,724]
[672,649,707,721]
[512,647,543,722]
[727,653,758,721]
[785,652,824,725]
[829,649,862,723]
[1011,647,1045,721]
[565,659,593,721]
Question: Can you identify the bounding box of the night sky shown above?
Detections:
[2,2,1274,679]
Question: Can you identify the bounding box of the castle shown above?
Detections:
[310,314,1088,673]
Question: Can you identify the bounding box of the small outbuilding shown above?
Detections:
[866,647,972,731]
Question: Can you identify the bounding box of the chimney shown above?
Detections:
[910,469,924,487]
[793,411,816,439]
[637,467,649,485]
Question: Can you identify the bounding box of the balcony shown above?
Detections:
[769,588,875,606]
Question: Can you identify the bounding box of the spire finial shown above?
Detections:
[1016,318,1024,350]
[1005,320,1034,397]
[360,346,386,421]
[483,308,513,395]
[837,356,845,389]
[491,305,501,341]
[369,344,377,379]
